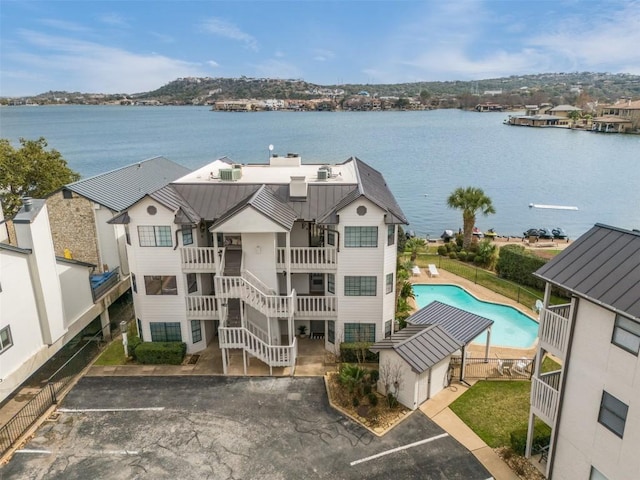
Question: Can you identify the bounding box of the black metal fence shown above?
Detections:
[450,356,534,381]
[0,325,111,456]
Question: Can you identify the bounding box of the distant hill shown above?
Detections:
[4,72,639,107]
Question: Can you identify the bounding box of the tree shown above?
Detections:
[405,237,426,262]
[447,187,495,250]
[0,137,80,217]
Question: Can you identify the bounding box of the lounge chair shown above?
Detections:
[513,357,532,375]
[428,264,439,277]
[411,265,421,276]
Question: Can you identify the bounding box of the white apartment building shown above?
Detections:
[115,154,407,374]
[526,224,640,479]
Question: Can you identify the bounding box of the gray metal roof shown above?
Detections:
[63,156,190,212]
[353,157,408,224]
[407,301,494,345]
[535,224,640,321]
[212,185,298,231]
[149,185,200,224]
[0,242,32,255]
[370,324,462,374]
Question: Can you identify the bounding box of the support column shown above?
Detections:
[222,347,228,374]
[484,327,491,361]
[100,309,111,340]
[525,411,536,458]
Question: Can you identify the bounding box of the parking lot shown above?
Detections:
[1,377,491,479]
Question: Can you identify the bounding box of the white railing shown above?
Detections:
[215,276,295,317]
[219,327,296,368]
[241,268,276,295]
[296,296,337,318]
[180,247,219,271]
[539,306,571,358]
[246,319,271,344]
[185,295,218,319]
[276,247,337,270]
[531,376,560,425]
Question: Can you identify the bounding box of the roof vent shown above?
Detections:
[23,197,33,212]
[290,176,307,199]
[317,166,331,181]
[219,168,242,181]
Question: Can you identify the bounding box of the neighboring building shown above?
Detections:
[46,156,191,276]
[592,99,640,133]
[115,154,407,374]
[475,103,503,112]
[526,224,640,479]
[370,301,493,410]
[0,200,128,402]
[506,114,562,127]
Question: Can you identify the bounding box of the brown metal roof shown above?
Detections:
[370,325,462,373]
[535,224,640,321]
[407,301,494,345]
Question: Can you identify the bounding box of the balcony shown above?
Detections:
[296,296,337,318]
[276,247,337,271]
[185,295,218,319]
[180,247,218,271]
[90,267,121,301]
[538,304,571,359]
[531,376,560,426]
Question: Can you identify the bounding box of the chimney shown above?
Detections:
[289,176,308,199]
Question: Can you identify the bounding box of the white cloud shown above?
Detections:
[201,17,258,51]
[275,51,285,58]
[313,48,335,62]
[36,18,91,33]
[99,13,130,28]
[207,60,220,68]
[5,30,207,94]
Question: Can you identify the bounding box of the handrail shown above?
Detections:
[276,246,337,268]
[215,275,294,317]
[246,319,271,344]
[531,376,559,424]
[241,268,276,295]
[296,295,337,317]
[219,327,295,367]
[185,295,218,318]
[539,306,571,357]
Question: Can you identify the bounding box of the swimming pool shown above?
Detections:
[413,284,539,348]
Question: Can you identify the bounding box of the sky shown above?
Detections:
[1,0,640,97]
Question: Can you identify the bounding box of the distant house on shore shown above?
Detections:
[475,102,503,112]
[592,99,640,133]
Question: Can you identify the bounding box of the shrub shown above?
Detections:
[363,384,372,396]
[437,245,447,256]
[135,342,186,365]
[369,369,379,384]
[448,252,457,259]
[368,392,379,407]
[457,251,467,261]
[496,244,547,289]
[473,255,483,265]
[387,393,399,408]
[340,343,379,363]
[352,396,360,407]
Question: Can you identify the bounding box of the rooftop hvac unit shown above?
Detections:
[219,168,241,181]
[317,168,329,180]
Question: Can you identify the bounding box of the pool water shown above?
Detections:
[413,284,539,348]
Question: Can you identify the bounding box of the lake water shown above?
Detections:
[1,105,639,238]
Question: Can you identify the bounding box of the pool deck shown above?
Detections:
[410,267,538,359]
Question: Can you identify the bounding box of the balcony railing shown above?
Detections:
[296,296,337,318]
[90,267,121,301]
[219,327,296,368]
[180,247,219,271]
[276,247,337,270]
[215,276,295,318]
[539,304,571,358]
[185,295,218,319]
[531,376,560,425]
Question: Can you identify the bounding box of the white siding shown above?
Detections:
[242,232,278,290]
[336,199,387,341]
[378,351,418,410]
[94,206,120,272]
[0,249,46,401]
[553,300,640,480]
[56,262,93,328]
[429,357,452,399]
[212,208,288,233]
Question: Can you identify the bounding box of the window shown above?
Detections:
[150,322,182,342]
[137,318,143,341]
[182,229,193,246]
[138,226,172,247]
[327,274,335,294]
[598,391,628,438]
[345,226,378,247]
[0,326,13,354]
[131,273,137,293]
[187,273,197,294]
[344,323,375,343]
[191,320,202,343]
[328,321,335,344]
[612,314,640,355]
[327,231,336,246]
[144,275,177,295]
[387,225,395,246]
[344,276,376,296]
[385,320,392,338]
[385,273,393,294]
[590,467,608,480]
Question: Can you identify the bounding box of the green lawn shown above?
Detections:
[93,338,129,365]
[450,380,549,448]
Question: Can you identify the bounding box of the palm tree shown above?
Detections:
[405,237,427,262]
[447,187,496,250]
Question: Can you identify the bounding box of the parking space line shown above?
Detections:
[103,450,140,455]
[15,449,51,454]
[350,433,449,466]
[57,407,165,413]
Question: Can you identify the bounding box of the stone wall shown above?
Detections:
[46,191,101,269]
